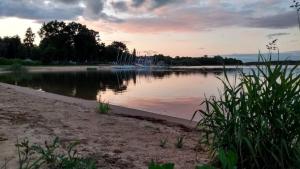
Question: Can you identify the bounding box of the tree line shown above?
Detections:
[147,54,242,66]
[0,20,242,65]
[0,20,134,65]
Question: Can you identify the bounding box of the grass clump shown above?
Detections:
[12,137,96,169]
[193,55,300,169]
[148,161,174,169]
[97,102,110,114]
[175,136,184,149]
[159,138,168,148]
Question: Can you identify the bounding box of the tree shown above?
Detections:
[39,20,68,62]
[23,27,35,48]
[39,21,102,64]
[0,36,23,59]
[109,41,128,63]
[132,48,137,63]
[111,41,127,52]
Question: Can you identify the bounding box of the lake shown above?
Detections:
[1,66,298,120]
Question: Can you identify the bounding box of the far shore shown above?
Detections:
[0,64,247,74]
[0,82,206,169]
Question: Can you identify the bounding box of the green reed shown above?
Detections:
[193,55,300,169]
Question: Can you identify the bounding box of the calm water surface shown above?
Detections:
[1,66,297,120]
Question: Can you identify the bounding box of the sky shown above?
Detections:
[0,0,299,57]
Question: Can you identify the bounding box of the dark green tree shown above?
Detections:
[23,27,35,59]
[39,21,102,64]
[39,20,68,63]
[23,27,35,48]
[132,48,137,63]
[0,36,23,59]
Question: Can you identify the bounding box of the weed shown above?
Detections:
[13,137,96,169]
[148,161,174,169]
[159,138,168,148]
[175,136,184,149]
[98,102,110,114]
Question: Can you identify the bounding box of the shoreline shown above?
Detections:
[0,65,245,74]
[0,82,206,169]
[0,82,197,128]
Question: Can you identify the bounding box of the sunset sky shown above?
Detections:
[0,0,299,57]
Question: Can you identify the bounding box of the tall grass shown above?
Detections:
[193,55,300,169]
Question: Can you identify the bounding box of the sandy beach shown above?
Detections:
[0,82,207,169]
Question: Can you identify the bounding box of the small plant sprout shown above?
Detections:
[97,95,111,114]
[13,137,96,169]
[175,136,184,149]
[98,102,110,114]
[159,138,168,148]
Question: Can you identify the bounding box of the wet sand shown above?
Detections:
[0,83,208,169]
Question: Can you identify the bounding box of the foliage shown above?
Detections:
[23,28,35,48]
[175,136,184,149]
[148,54,242,66]
[0,58,41,66]
[39,20,103,64]
[193,55,300,169]
[98,102,110,114]
[148,161,174,169]
[196,165,216,169]
[0,20,242,66]
[6,63,27,73]
[86,67,97,71]
[0,36,23,59]
[15,137,96,169]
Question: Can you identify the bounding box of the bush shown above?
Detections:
[0,57,41,66]
[193,55,300,169]
[6,63,27,73]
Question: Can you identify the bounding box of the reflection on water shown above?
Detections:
[0,69,238,120]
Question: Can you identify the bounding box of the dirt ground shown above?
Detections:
[0,83,208,169]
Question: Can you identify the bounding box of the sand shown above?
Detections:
[0,83,208,169]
